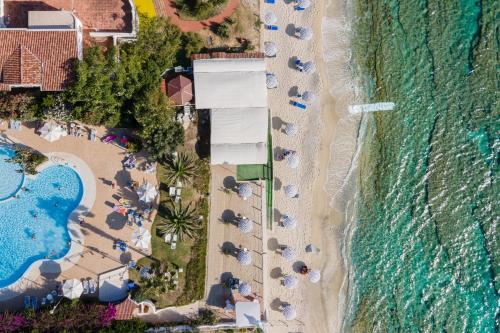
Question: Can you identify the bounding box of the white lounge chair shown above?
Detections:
[169,187,176,197]
[89,279,97,293]
[171,234,178,250]
[82,279,90,294]
[164,233,172,243]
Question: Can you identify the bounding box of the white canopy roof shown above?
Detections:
[211,108,267,145]
[211,142,267,165]
[235,301,261,327]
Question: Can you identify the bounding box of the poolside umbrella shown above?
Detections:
[264,41,278,57]
[282,215,297,230]
[284,123,298,136]
[282,304,297,320]
[238,183,252,199]
[297,0,311,9]
[266,73,278,89]
[131,227,151,250]
[309,269,321,283]
[237,250,252,266]
[137,182,158,203]
[296,27,313,40]
[263,11,277,25]
[282,246,297,262]
[238,282,252,296]
[287,154,300,169]
[238,217,253,234]
[39,122,67,142]
[62,279,83,299]
[284,184,298,198]
[302,91,316,103]
[283,275,298,289]
[303,61,316,74]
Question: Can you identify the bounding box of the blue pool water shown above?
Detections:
[0,147,83,288]
[0,146,24,201]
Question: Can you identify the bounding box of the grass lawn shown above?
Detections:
[135,0,157,17]
[236,164,265,181]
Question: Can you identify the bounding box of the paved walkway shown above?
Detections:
[153,0,240,32]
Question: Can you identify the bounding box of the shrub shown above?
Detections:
[214,22,231,39]
[0,92,37,120]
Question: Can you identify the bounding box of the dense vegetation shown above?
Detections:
[176,0,228,20]
[7,146,47,175]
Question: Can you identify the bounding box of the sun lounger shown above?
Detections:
[89,279,97,294]
[295,6,305,10]
[164,233,172,243]
[169,187,176,197]
[291,101,307,110]
[31,297,38,310]
[41,298,46,306]
[266,25,278,30]
[82,279,90,294]
[171,234,178,250]
[175,195,180,203]
[176,188,182,197]
[24,296,31,309]
[103,135,116,143]
[265,0,275,3]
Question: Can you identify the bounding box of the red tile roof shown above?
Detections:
[0,30,78,91]
[167,75,193,105]
[115,297,138,320]
[191,52,265,60]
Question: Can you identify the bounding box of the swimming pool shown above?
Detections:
[0,146,24,201]
[0,146,83,288]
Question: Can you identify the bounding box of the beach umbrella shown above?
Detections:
[306,244,320,253]
[296,27,313,40]
[266,73,278,89]
[238,183,252,199]
[264,41,278,57]
[297,0,311,9]
[287,154,300,169]
[238,217,253,234]
[39,122,67,142]
[136,182,158,203]
[284,184,298,198]
[282,304,297,320]
[283,275,298,289]
[237,250,252,266]
[282,246,297,262]
[284,123,298,136]
[309,269,321,283]
[131,227,151,250]
[62,279,83,299]
[282,214,297,230]
[263,11,277,25]
[238,282,252,296]
[303,61,316,74]
[301,91,316,103]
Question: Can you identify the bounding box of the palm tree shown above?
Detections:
[164,152,197,185]
[157,200,200,240]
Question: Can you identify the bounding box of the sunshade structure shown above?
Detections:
[296,27,313,40]
[136,182,158,203]
[282,246,297,262]
[131,227,151,250]
[39,122,67,142]
[283,275,299,289]
[309,269,321,283]
[264,41,278,57]
[282,304,297,321]
[238,282,252,296]
[167,75,193,106]
[62,279,83,299]
[282,214,297,230]
[237,250,252,266]
[263,11,277,25]
[287,154,300,169]
[303,61,316,74]
[266,73,278,89]
[284,184,299,198]
[301,90,316,103]
[238,183,253,200]
[238,217,253,234]
[296,0,311,9]
[193,56,268,165]
[284,123,298,136]
[236,302,261,327]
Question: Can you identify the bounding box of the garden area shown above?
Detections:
[175,0,229,20]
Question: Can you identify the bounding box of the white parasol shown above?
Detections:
[303,61,316,74]
[237,250,252,266]
[131,227,151,249]
[301,91,316,103]
[62,279,83,299]
[282,214,297,230]
[309,269,321,283]
[283,275,299,289]
[287,154,300,169]
[238,217,253,234]
[282,304,297,320]
[297,0,311,8]
[264,41,278,57]
[238,282,252,296]
[263,11,277,25]
[284,184,298,198]
[238,183,252,199]
[266,73,278,89]
[136,182,158,203]
[39,122,67,142]
[284,123,298,136]
[296,27,313,40]
[282,246,297,262]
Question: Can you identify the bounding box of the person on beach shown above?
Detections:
[31,233,36,240]
[111,182,116,189]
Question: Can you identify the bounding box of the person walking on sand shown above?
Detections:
[111,182,116,190]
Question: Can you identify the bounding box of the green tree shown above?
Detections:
[157,200,200,240]
[164,152,198,185]
[0,92,37,120]
[214,22,231,39]
[181,32,204,61]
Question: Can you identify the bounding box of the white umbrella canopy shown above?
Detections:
[296,27,313,40]
[284,184,298,198]
[137,182,158,203]
[238,217,253,234]
[301,91,316,103]
[282,214,297,230]
[131,227,151,249]
[283,275,298,289]
[309,269,321,283]
[282,304,297,320]
[284,123,298,136]
[39,122,67,142]
[287,154,299,169]
[264,41,278,57]
[282,246,297,262]
[238,282,252,296]
[237,250,252,266]
[263,11,277,25]
[297,0,311,8]
[238,183,252,199]
[303,61,316,74]
[266,73,278,88]
[62,279,84,299]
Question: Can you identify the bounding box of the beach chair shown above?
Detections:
[89,279,97,294]
[169,187,176,197]
[266,25,278,30]
[82,279,90,294]
[264,0,275,3]
[295,6,305,10]
[24,296,31,309]
[31,297,38,310]
[41,298,46,306]
[102,135,116,143]
[171,234,178,250]
[164,233,172,244]
[291,101,307,110]
[176,188,182,197]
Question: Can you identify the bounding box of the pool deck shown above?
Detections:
[0,122,158,310]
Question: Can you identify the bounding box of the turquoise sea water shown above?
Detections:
[345,0,498,331]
